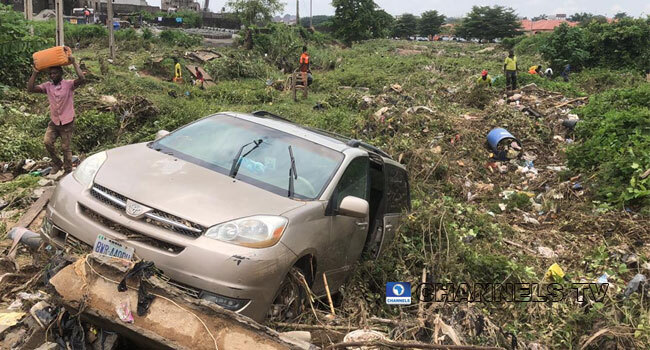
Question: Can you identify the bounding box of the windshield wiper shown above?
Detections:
[287,145,298,198]
[229,139,263,178]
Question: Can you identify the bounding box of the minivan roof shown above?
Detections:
[220,111,398,163]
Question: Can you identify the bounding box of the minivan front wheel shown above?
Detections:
[267,267,307,321]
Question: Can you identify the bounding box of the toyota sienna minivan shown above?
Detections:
[41,111,410,322]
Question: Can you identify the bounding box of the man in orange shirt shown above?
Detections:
[299,46,312,86]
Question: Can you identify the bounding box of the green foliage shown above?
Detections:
[539,23,590,72]
[567,85,650,207]
[159,30,202,47]
[0,5,48,87]
[73,111,119,153]
[511,32,551,55]
[455,6,522,42]
[569,12,608,25]
[251,23,302,71]
[142,27,153,40]
[32,21,107,47]
[227,0,284,27]
[114,28,137,41]
[418,10,445,37]
[369,9,394,39]
[205,51,272,80]
[0,125,44,161]
[392,13,418,38]
[332,0,382,45]
[583,18,650,71]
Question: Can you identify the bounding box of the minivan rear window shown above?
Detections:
[150,115,344,200]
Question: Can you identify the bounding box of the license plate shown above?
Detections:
[93,234,134,260]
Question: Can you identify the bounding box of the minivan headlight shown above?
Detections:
[73,151,107,188]
[205,216,288,248]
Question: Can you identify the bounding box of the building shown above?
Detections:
[520,19,578,34]
[272,14,297,24]
[161,0,201,11]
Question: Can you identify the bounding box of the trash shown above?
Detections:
[597,273,609,285]
[571,182,583,191]
[30,301,55,329]
[38,178,54,186]
[118,260,156,316]
[642,262,650,272]
[313,102,326,110]
[359,95,375,109]
[623,274,646,298]
[561,119,580,129]
[128,65,137,71]
[622,253,638,267]
[523,215,540,225]
[498,203,507,212]
[8,299,23,310]
[487,128,522,160]
[640,168,650,180]
[343,329,387,350]
[22,159,36,171]
[390,84,403,93]
[116,299,134,323]
[0,312,26,333]
[35,343,58,350]
[545,263,565,280]
[8,227,42,249]
[508,93,522,102]
[546,166,568,172]
[537,246,557,259]
[432,145,442,154]
[406,106,434,114]
[100,95,118,105]
[373,107,390,122]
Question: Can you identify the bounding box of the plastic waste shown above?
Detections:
[8,227,42,249]
[116,299,134,323]
[624,274,646,297]
[572,182,583,190]
[545,263,565,280]
[597,273,609,285]
[487,128,521,161]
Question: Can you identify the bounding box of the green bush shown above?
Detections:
[73,111,118,153]
[205,52,272,80]
[567,85,650,207]
[584,18,650,71]
[0,5,49,87]
[114,28,137,41]
[252,23,303,71]
[0,125,44,161]
[540,23,591,72]
[512,32,551,55]
[159,29,202,47]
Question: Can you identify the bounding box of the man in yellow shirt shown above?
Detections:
[477,69,492,87]
[504,50,517,90]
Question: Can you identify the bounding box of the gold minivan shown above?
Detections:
[42,111,410,322]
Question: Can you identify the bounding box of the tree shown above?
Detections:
[455,6,521,42]
[539,23,591,71]
[370,9,394,38]
[332,0,379,45]
[614,12,630,20]
[570,12,608,25]
[531,14,548,21]
[392,13,418,38]
[226,0,284,27]
[418,10,445,36]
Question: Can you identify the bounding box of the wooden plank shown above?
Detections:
[11,187,54,231]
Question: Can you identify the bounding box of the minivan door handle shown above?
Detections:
[356,221,368,228]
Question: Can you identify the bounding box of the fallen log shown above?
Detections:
[49,253,311,350]
[325,339,504,349]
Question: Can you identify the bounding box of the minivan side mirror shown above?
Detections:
[155,130,170,140]
[338,196,369,218]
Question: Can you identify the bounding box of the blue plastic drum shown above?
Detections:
[487,128,521,160]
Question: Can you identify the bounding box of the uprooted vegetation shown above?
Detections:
[1,13,650,349]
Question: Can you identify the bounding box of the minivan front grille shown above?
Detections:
[90,184,206,238]
[80,204,185,254]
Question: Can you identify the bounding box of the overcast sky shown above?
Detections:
[146,0,650,18]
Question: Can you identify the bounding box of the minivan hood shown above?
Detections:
[93,143,305,227]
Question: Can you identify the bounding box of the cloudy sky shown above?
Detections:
[146,0,650,18]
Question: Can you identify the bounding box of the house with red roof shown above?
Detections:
[520,19,578,34]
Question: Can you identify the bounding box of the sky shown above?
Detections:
[146,0,650,18]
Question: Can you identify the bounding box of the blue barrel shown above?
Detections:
[487,128,521,160]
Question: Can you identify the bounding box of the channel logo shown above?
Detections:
[386,282,411,305]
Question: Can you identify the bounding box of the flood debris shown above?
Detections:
[487,128,521,161]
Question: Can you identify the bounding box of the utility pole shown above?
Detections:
[295,0,299,27]
[107,0,115,59]
[55,0,64,46]
[309,0,312,28]
[24,0,33,20]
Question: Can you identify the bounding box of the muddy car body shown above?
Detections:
[42,111,410,321]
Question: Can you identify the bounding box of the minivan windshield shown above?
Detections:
[150,115,344,200]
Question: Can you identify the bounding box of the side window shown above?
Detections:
[385,165,410,213]
[335,157,369,208]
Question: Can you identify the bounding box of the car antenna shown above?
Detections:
[288,145,298,197]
